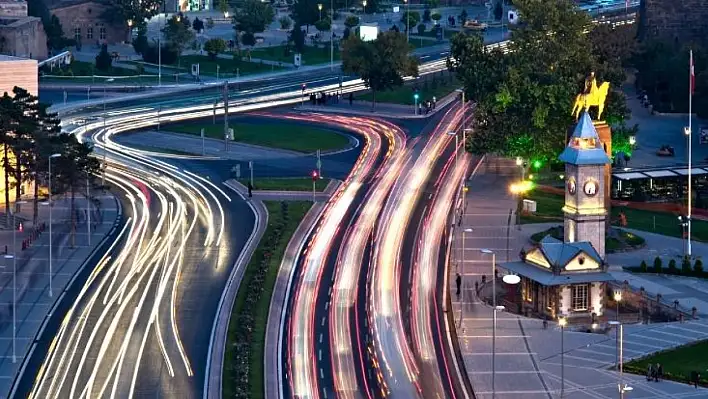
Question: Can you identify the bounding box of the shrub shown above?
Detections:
[668,259,678,274]
[279,16,292,30]
[95,44,112,71]
[241,32,256,47]
[132,32,149,55]
[431,13,442,22]
[682,256,693,274]
[653,256,662,273]
[141,44,178,65]
[695,259,704,274]
[315,18,331,32]
[203,38,227,60]
[423,8,431,22]
[344,15,359,28]
[639,260,647,272]
[417,23,426,35]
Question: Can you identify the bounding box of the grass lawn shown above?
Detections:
[248,45,341,65]
[121,143,197,156]
[416,27,459,39]
[521,189,708,241]
[42,60,157,83]
[625,340,708,387]
[409,37,448,49]
[240,177,331,192]
[172,55,284,77]
[167,122,350,153]
[222,201,311,399]
[357,77,461,105]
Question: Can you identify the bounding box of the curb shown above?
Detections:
[204,179,269,399]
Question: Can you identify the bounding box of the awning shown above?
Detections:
[613,172,649,180]
[644,170,678,178]
[499,261,616,286]
[673,168,708,176]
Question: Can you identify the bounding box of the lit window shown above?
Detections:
[571,284,588,311]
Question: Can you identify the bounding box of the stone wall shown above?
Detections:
[0,55,37,95]
[641,0,708,45]
[0,1,27,17]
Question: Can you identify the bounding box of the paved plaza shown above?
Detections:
[450,169,708,398]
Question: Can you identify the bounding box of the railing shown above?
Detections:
[38,51,72,69]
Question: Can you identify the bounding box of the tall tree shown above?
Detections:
[53,134,101,248]
[32,105,62,226]
[102,0,162,29]
[162,15,195,71]
[291,0,321,31]
[341,31,419,108]
[0,93,16,226]
[7,87,39,215]
[447,0,624,164]
[233,0,275,34]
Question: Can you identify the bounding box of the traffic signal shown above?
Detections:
[533,160,542,169]
[312,170,319,181]
[414,93,419,100]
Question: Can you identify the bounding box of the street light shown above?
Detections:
[461,228,473,275]
[614,290,622,321]
[318,3,323,20]
[4,254,15,363]
[480,248,497,398]
[559,317,567,397]
[403,0,409,42]
[413,92,420,115]
[629,136,636,146]
[47,153,61,297]
[684,125,693,257]
[609,321,630,398]
[127,19,133,44]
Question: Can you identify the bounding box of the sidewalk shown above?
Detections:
[295,90,459,119]
[449,169,708,398]
[0,194,121,397]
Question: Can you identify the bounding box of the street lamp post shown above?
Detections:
[684,125,693,256]
[4,254,14,362]
[318,3,323,20]
[609,321,631,398]
[448,131,459,172]
[404,0,409,42]
[127,19,133,45]
[47,153,61,297]
[559,317,567,397]
[480,249,497,398]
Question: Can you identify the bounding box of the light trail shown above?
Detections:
[369,104,468,398]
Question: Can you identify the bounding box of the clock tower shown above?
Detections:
[559,112,611,258]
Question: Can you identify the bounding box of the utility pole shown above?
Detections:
[223,82,229,152]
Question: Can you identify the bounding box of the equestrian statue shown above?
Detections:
[572,71,610,120]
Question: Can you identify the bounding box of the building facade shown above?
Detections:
[501,112,615,322]
[0,0,47,59]
[49,0,128,46]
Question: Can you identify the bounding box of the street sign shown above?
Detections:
[294,53,302,67]
[191,63,200,77]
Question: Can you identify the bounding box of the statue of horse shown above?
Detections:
[572,81,610,120]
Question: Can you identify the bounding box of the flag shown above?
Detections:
[690,50,695,96]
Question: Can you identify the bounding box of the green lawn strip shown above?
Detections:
[120,143,197,156]
[222,200,311,399]
[51,60,151,77]
[173,55,285,77]
[416,27,458,39]
[624,340,708,387]
[240,177,330,192]
[247,45,341,65]
[521,189,708,241]
[357,78,460,105]
[166,122,350,153]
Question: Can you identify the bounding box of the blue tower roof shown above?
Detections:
[559,112,611,165]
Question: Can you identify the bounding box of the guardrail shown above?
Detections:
[38,51,72,69]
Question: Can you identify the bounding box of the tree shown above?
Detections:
[241,32,256,47]
[344,15,360,28]
[102,0,161,30]
[423,8,431,23]
[218,0,229,16]
[95,44,113,71]
[53,133,101,248]
[163,14,195,71]
[448,0,622,164]
[341,31,419,108]
[417,23,426,35]
[234,0,275,34]
[290,24,306,53]
[132,26,149,55]
[279,16,292,30]
[401,11,420,30]
[45,15,74,51]
[291,0,321,30]
[494,1,503,20]
[193,17,205,32]
[204,38,227,60]
[363,0,377,14]
[0,92,19,225]
[315,18,331,33]
[431,13,441,23]
[459,9,468,24]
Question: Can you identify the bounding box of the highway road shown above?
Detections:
[13,109,258,398]
[280,103,477,399]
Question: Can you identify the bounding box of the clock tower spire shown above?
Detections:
[559,112,611,258]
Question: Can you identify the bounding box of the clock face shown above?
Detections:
[567,178,576,195]
[584,180,599,196]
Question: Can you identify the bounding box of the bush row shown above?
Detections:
[632,256,705,277]
[227,201,290,398]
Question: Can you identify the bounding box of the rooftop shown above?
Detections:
[559,111,611,166]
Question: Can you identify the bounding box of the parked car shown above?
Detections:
[463,20,488,31]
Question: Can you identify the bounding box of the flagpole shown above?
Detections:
[688,49,693,256]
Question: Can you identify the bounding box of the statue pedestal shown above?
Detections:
[593,121,612,212]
